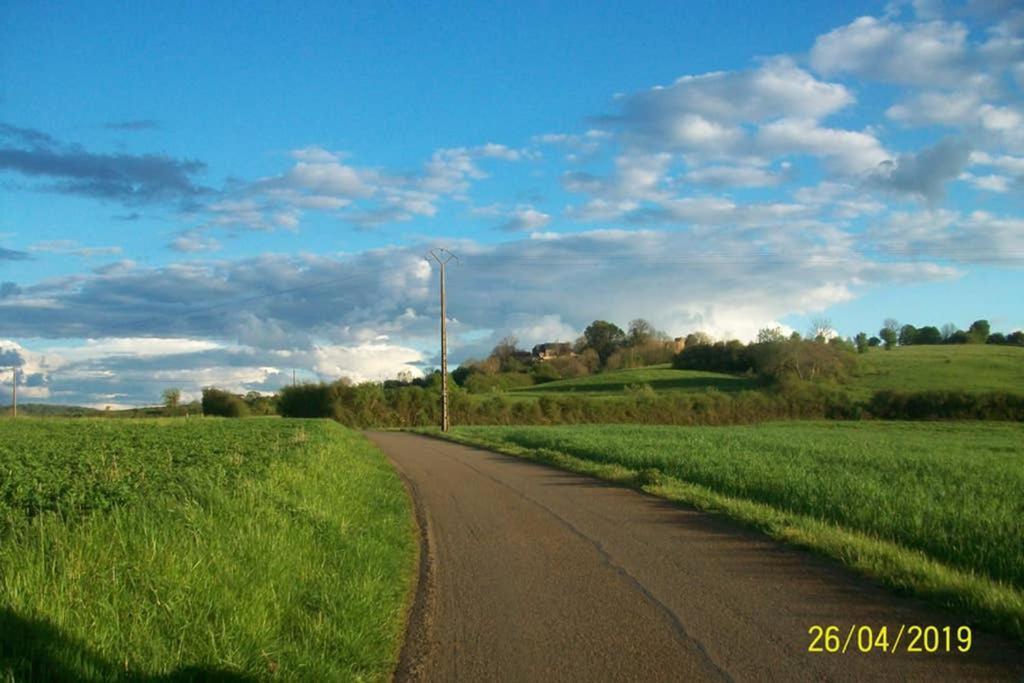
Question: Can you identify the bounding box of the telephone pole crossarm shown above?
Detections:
[426,248,458,431]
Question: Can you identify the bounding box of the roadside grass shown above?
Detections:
[0,418,416,681]
[428,421,1024,641]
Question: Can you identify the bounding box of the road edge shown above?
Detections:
[369,432,437,682]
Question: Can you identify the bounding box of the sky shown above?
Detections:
[1,0,1022,407]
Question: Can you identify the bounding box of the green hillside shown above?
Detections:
[848,344,1024,398]
[508,345,1023,400]
[510,364,757,397]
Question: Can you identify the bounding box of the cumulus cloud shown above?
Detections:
[810,16,970,85]
[500,207,551,232]
[613,58,853,153]
[757,118,889,175]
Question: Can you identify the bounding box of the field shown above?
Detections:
[0,419,415,681]
[509,365,756,398]
[441,421,1024,638]
[505,345,1024,401]
[849,344,1024,398]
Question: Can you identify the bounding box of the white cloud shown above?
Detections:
[500,207,551,232]
[757,118,889,175]
[810,16,970,85]
[681,163,788,188]
[615,57,853,152]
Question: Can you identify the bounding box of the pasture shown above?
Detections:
[0,419,415,681]
[443,421,1024,638]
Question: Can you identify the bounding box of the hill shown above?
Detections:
[510,364,757,397]
[507,345,1024,400]
[848,344,1024,399]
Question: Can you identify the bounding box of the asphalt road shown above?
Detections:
[367,431,1024,682]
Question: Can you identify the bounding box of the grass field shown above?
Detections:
[510,365,756,398]
[505,345,1024,401]
[849,344,1024,399]
[0,418,415,681]
[440,422,1024,639]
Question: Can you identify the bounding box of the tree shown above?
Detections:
[968,319,990,344]
[162,388,181,413]
[898,324,918,346]
[868,336,881,347]
[684,331,712,347]
[987,332,1007,345]
[941,323,958,341]
[1007,331,1024,346]
[627,319,656,346]
[491,335,520,360]
[947,330,970,344]
[879,326,898,350]
[808,317,834,343]
[757,327,786,344]
[854,332,869,354]
[915,326,942,345]
[582,320,627,365]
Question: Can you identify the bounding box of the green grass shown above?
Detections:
[503,345,1024,403]
[510,364,756,398]
[848,344,1024,399]
[0,418,416,682]
[437,421,1024,640]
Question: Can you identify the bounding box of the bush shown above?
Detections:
[869,391,1024,421]
[201,388,250,417]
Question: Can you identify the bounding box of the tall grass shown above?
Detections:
[0,419,415,681]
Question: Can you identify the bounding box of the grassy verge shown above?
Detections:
[422,422,1024,642]
[1,418,416,681]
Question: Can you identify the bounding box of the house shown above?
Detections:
[672,337,686,353]
[531,342,574,360]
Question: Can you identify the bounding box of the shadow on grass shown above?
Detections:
[1,608,255,682]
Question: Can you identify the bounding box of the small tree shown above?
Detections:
[879,326,898,350]
[808,317,834,342]
[627,319,656,346]
[854,332,869,354]
[162,388,181,414]
[582,320,627,365]
[868,336,881,347]
[898,324,918,346]
[757,327,786,344]
[968,320,991,344]
[941,323,958,341]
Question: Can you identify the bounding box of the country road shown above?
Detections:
[367,432,1024,682]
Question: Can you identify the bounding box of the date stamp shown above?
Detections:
[808,625,972,654]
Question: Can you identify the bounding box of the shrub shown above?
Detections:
[201,388,250,417]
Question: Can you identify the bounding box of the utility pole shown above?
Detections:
[11,366,17,418]
[292,369,296,387]
[426,248,458,431]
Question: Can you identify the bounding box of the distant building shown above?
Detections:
[672,337,686,353]
[532,342,574,360]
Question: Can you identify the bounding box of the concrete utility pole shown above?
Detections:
[11,367,17,418]
[426,248,458,431]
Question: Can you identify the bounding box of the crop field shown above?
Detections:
[0,419,415,681]
[444,421,1024,637]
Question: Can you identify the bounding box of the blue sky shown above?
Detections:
[1,0,1022,406]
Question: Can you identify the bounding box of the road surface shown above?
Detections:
[367,431,1024,682]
